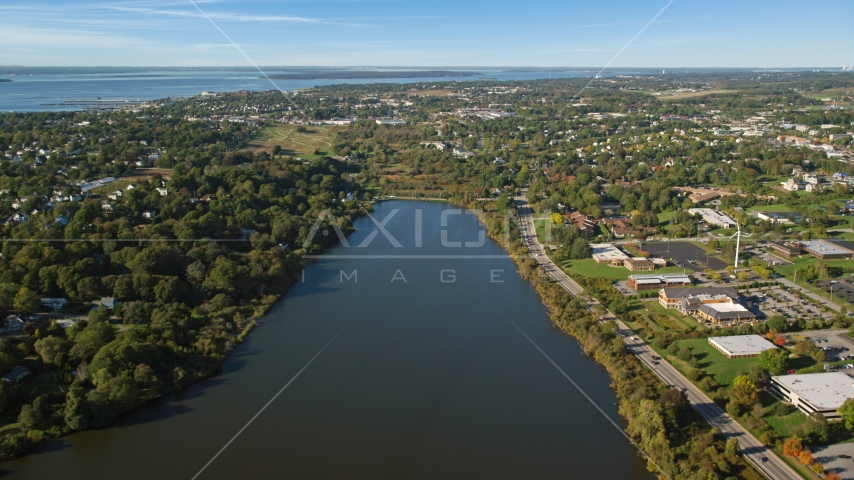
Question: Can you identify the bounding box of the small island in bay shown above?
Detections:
[267,70,482,80]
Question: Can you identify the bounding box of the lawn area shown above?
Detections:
[774,255,854,277]
[534,218,552,245]
[657,211,676,224]
[758,392,809,438]
[677,338,758,388]
[562,259,687,281]
[637,300,699,332]
[244,124,340,157]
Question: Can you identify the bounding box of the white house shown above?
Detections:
[802,173,819,185]
[142,210,156,219]
[781,178,803,191]
[155,188,168,196]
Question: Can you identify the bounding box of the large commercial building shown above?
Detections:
[771,372,854,420]
[628,273,692,291]
[687,208,737,228]
[708,335,777,359]
[659,287,757,325]
[799,239,854,260]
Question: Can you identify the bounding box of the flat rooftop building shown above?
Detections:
[799,240,854,260]
[688,208,737,228]
[708,335,776,359]
[627,273,692,291]
[757,211,801,225]
[771,372,854,420]
[591,243,629,266]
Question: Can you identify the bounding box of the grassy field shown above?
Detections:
[534,218,552,245]
[89,168,173,194]
[774,255,854,278]
[638,300,699,331]
[747,204,802,213]
[244,124,340,157]
[676,338,758,388]
[562,258,686,280]
[657,211,676,224]
[758,392,808,438]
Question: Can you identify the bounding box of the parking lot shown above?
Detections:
[817,278,854,305]
[640,241,728,270]
[742,285,836,323]
[814,443,854,480]
[614,280,637,296]
[787,328,854,362]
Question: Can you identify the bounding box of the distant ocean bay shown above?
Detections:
[0,67,638,112]
[0,66,814,113]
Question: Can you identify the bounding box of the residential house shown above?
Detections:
[142,210,156,219]
[9,213,28,223]
[155,187,168,196]
[39,298,68,310]
[0,315,24,334]
[3,366,31,383]
[566,211,597,236]
[781,178,803,191]
[802,173,819,185]
[98,297,117,309]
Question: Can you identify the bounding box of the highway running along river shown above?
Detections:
[2,201,650,479]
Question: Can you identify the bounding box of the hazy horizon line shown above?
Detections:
[1,65,852,70]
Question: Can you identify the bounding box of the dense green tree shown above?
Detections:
[12,287,39,313]
[757,348,788,375]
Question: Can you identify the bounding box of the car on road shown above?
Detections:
[760,456,768,463]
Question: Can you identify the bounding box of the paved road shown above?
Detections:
[513,190,800,480]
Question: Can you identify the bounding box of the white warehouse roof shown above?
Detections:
[708,335,776,356]
[772,372,854,411]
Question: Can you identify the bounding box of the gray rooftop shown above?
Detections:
[709,335,776,355]
[772,372,854,411]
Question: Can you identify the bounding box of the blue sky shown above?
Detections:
[1,0,852,67]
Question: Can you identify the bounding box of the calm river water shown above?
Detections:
[1,200,651,479]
